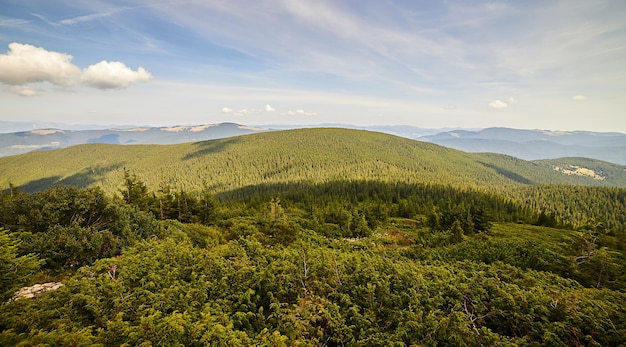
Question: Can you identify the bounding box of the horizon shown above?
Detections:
[2,119,625,136]
[1,1,625,132]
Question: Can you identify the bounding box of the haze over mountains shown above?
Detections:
[0,122,266,158]
[1,121,625,165]
[421,127,626,165]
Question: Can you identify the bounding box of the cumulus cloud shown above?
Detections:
[283,109,317,116]
[506,97,519,104]
[265,104,276,112]
[571,95,587,101]
[221,107,233,113]
[81,61,152,89]
[0,42,81,88]
[0,42,152,95]
[488,100,508,109]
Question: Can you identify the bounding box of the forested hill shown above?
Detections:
[0,128,624,194]
[2,127,626,345]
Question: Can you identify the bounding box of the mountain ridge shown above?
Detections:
[1,121,623,165]
[0,122,267,158]
[421,127,626,165]
[1,128,624,195]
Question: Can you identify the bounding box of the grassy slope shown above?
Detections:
[1,128,624,195]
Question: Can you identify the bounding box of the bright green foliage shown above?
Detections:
[508,185,626,231]
[427,204,492,234]
[1,235,625,345]
[0,185,163,271]
[0,229,43,302]
[121,169,152,211]
[1,185,110,232]
[534,157,626,186]
[18,225,113,269]
[0,128,625,345]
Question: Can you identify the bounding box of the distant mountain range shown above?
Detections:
[419,127,626,165]
[0,122,267,158]
[0,121,624,165]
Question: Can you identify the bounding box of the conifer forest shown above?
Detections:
[1,129,625,346]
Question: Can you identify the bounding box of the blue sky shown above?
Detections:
[1,0,625,131]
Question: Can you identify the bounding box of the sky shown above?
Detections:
[0,0,625,132]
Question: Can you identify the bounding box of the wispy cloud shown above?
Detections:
[28,0,621,105]
[234,109,254,116]
[0,18,31,27]
[489,100,508,109]
[283,109,317,117]
[489,97,519,109]
[10,85,37,97]
[59,9,125,25]
[144,1,621,99]
[2,0,625,131]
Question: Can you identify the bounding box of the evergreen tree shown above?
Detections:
[121,169,152,211]
[0,229,43,301]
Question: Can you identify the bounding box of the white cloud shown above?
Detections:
[59,9,122,25]
[571,95,587,101]
[0,43,152,94]
[81,61,152,89]
[283,109,317,116]
[506,97,519,104]
[265,104,276,112]
[0,42,81,87]
[10,85,38,96]
[0,18,31,27]
[488,100,508,109]
[234,109,253,116]
[221,107,233,113]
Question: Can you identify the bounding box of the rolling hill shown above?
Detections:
[1,128,624,195]
[4,122,625,166]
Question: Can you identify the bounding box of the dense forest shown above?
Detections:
[1,129,625,196]
[1,129,626,345]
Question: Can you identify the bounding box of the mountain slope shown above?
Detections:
[1,128,624,195]
[422,127,626,165]
[533,157,626,185]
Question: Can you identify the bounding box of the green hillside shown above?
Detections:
[1,128,623,195]
[533,157,626,186]
[2,128,626,345]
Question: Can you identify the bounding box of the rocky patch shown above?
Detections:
[11,282,63,301]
